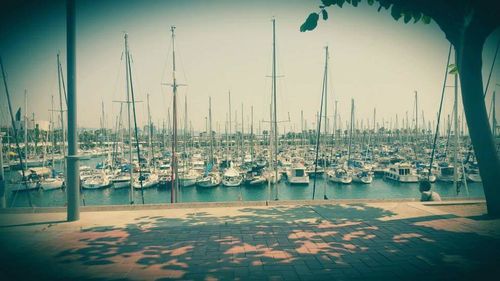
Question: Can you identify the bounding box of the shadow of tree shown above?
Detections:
[43,204,500,280]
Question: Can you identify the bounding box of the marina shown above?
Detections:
[1,1,500,280]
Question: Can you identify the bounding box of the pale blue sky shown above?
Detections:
[0,0,498,132]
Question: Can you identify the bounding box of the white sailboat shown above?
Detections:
[133,172,159,189]
[352,169,373,184]
[222,164,243,187]
[81,172,111,189]
[327,168,352,184]
[196,97,221,188]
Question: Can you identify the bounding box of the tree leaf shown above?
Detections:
[448,64,458,74]
[300,12,320,32]
[321,0,336,6]
[352,0,360,7]
[378,0,392,9]
[422,15,431,24]
[391,5,402,21]
[321,9,328,20]
[403,11,412,23]
[412,11,422,23]
[367,0,374,5]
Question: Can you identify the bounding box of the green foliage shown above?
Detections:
[300,12,320,32]
[321,9,328,20]
[448,64,458,74]
[302,0,432,32]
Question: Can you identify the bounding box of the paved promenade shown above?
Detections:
[0,200,499,280]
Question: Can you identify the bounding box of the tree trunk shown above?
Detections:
[456,27,500,217]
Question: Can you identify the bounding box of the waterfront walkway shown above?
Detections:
[0,200,499,280]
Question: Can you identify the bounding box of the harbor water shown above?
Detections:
[4,157,484,208]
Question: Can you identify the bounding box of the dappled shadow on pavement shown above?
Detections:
[2,203,500,280]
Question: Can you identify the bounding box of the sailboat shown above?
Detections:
[264,18,282,191]
[110,34,134,201]
[196,97,221,188]
[222,163,243,187]
[133,172,159,189]
[327,168,352,184]
[81,171,111,189]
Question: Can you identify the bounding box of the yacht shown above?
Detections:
[196,172,221,188]
[286,163,309,185]
[466,166,481,182]
[81,173,111,189]
[133,172,159,189]
[436,162,461,183]
[222,166,243,187]
[384,163,418,183]
[352,169,373,184]
[39,176,64,190]
[179,169,200,187]
[245,171,266,186]
[110,171,131,189]
[327,168,352,184]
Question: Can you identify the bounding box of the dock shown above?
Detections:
[0,199,499,280]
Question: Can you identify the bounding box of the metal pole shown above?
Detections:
[66,0,80,221]
[272,18,278,201]
[0,133,5,208]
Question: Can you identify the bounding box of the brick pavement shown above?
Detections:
[0,201,499,280]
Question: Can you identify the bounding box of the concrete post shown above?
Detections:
[66,0,80,221]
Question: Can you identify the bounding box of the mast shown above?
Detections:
[268,103,272,201]
[228,91,231,161]
[347,99,354,163]
[209,97,213,165]
[415,91,418,140]
[312,45,329,200]
[1,57,33,206]
[250,106,254,162]
[24,90,28,171]
[127,39,145,205]
[324,46,329,138]
[301,110,304,147]
[147,93,154,170]
[50,95,55,169]
[184,94,188,154]
[101,100,104,143]
[57,53,66,176]
[0,132,4,208]
[493,91,497,137]
[453,57,459,189]
[241,103,244,162]
[124,33,134,204]
[169,25,181,203]
[272,18,278,200]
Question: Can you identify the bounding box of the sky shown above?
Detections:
[0,0,499,133]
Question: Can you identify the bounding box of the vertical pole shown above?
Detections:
[124,34,134,204]
[301,110,304,147]
[66,0,80,221]
[272,18,279,201]
[24,90,28,171]
[57,54,67,179]
[0,133,5,208]
[493,91,497,137]
[415,91,418,140]
[229,91,231,159]
[453,56,459,191]
[170,26,179,204]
